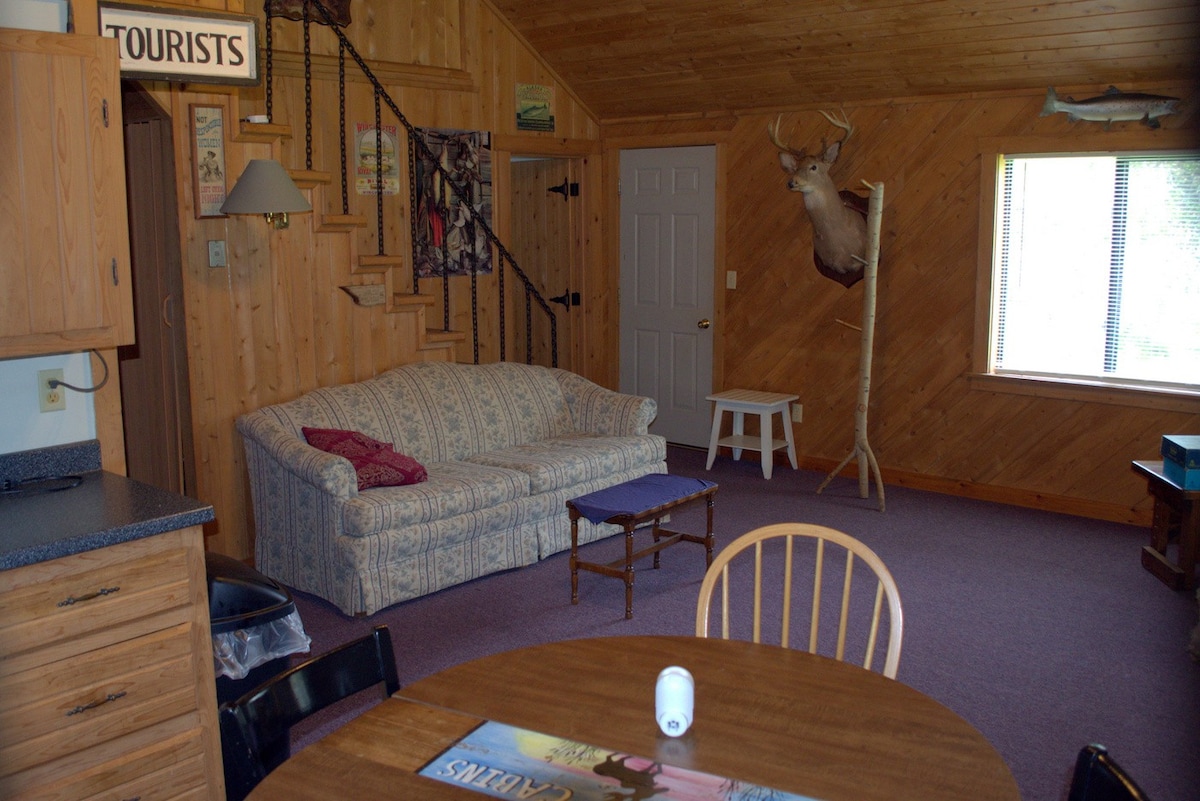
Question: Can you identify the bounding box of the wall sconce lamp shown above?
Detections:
[220,159,312,229]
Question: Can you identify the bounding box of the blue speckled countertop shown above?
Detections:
[0,440,214,571]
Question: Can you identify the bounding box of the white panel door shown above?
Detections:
[619,146,716,447]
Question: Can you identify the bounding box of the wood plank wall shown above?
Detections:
[83,0,1199,564]
[129,0,601,559]
[603,87,1200,525]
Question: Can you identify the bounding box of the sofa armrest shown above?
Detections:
[236,412,358,498]
[554,370,658,436]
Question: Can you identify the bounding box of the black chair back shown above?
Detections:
[1068,744,1151,801]
[219,624,400,801]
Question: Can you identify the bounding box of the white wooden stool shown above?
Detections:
[705,389,799,479]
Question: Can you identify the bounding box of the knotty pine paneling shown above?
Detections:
[604,85,1199,525]
[160,1,600,560]
[82,0,1195,565]
[496,0,1200,118]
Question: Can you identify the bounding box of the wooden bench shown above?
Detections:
[567,474,717,619]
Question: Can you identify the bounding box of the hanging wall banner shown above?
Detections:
[354,123,400,196]
[413,127,493,278]
[98,3,258,85]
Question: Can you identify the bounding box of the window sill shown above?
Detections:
[966,372,1200,413]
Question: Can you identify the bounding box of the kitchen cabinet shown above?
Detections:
[0,28,134,358]
[0,526,224,800]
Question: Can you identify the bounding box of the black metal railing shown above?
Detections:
[264,0,557,366]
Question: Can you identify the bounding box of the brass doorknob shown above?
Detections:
[697,319,711,329]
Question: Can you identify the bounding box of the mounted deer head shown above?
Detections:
[769,110,868,287]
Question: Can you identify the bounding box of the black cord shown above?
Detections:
[48,349,110,394]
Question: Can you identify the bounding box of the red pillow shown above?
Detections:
[345,448,428,490]
[302,427,427,490]
[302,427,388,454]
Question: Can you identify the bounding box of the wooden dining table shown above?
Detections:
[246,635,1020,801]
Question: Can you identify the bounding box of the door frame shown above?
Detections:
[602,133,729,421]
[493,135,600,377]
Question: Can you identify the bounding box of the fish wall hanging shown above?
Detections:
[1040,86,1180,129]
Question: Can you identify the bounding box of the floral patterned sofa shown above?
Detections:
[236,361,666,615]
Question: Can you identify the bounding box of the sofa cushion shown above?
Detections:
[365,362,576,461]
[302,427,428,490]
[341,461,530,537]
[464,433,667,494]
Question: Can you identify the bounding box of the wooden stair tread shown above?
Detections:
[232,120,292,143]
[320,214,368,232]
[424,328,466,343]
[359,254,407,268]
[391,292,437,307]
[291,169,332,187]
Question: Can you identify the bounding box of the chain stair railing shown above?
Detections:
[262,0,558,367]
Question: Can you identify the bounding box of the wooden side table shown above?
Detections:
[1132,460,1200,590]
[705,389,799,479]
[567,474,717,619]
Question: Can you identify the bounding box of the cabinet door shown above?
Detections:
[0,30,134,357]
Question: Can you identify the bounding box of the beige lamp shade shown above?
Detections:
[221,159,312,228]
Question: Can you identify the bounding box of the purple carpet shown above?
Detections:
[283,445,1200,801]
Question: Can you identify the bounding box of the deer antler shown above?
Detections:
[817,108,854,147]
[768,115,807,157]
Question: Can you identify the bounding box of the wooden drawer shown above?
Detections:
[3,723,209,801]
[0,624,198,777]
[0,527,224,801]
[0,534,194,678]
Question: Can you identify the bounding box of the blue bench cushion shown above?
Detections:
[569,474,717,524]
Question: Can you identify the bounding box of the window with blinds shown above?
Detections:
[991,153,1200,391]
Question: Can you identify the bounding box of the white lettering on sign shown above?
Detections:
[437,759,574,799]
[99,4,258,84]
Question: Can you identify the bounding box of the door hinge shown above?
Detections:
[547,178,579,201]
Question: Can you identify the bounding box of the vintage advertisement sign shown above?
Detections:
[191,105,227,218]
[516,83,555,132]
[99,3,258,85]
[354,123,400,196]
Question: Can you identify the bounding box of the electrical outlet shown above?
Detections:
[790,403,803,423]
[38,369,66,413]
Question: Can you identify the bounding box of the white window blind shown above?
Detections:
[993,153,1200,390]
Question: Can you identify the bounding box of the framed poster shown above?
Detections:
[516,83,555,132]
[354,123,400,196]
[191,105,227,218]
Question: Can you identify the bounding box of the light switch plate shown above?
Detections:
[726,270,737,290]
[208,240,228,268]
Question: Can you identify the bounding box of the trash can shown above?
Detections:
[206,553,311,705]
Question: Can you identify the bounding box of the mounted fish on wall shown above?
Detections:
[1040,86,1180,129]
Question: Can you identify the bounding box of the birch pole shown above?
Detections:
[816,180,885,511]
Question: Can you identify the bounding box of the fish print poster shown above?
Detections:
[418,720,822,800]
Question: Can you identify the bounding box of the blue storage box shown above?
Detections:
[1161,435,1200,490]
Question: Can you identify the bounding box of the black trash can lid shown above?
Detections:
[206,552,295,634]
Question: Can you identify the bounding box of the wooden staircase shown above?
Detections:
[227,93,465,355]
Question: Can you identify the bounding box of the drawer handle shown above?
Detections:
[57,586,121,607]
[66,691,127,717]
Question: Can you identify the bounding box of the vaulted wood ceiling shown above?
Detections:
[492,0,1200,120]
